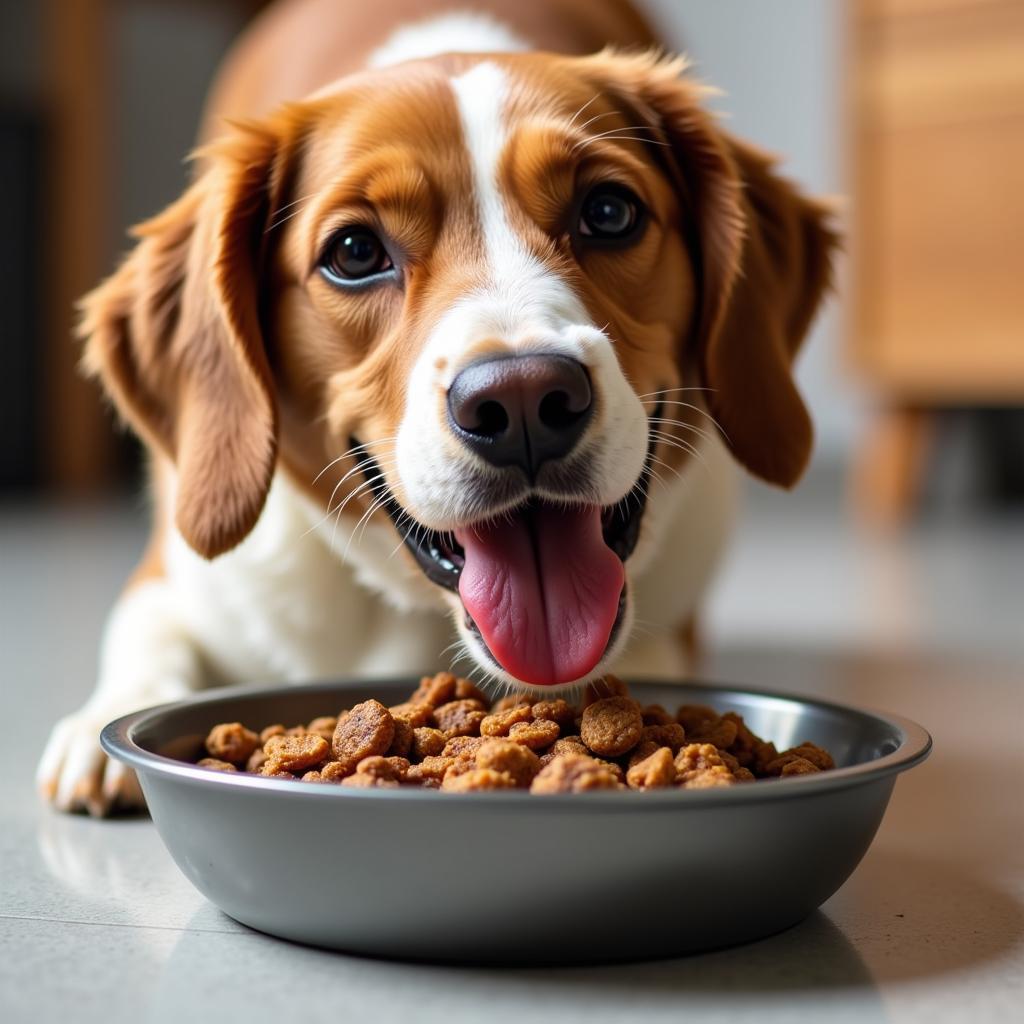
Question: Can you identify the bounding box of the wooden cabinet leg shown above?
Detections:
[851,405,934,527]
[46,0,117,493]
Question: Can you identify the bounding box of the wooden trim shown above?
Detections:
[45,0,117,493]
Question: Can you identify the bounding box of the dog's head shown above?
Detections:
[82,50,837,690]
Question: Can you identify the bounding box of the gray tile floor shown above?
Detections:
[2,474,1022,1023]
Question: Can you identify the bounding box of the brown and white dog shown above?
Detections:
[38,0,836,814]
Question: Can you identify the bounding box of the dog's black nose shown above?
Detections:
[447,354,593,477]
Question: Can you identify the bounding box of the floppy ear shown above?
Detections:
[80,118,299,557]
[586,52,839,487]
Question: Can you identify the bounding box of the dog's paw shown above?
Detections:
[37,708,146,817]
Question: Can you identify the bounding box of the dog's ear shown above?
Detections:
[584,52,839,487]
[80,115,302,557]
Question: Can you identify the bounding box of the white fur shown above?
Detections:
[368,12,528,68]
[38,22,741,812]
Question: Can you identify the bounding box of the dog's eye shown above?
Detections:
[319,227,393,284]
[578,186,643,241]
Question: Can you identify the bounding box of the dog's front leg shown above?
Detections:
[37,579,205,816]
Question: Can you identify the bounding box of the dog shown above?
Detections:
[37,0,837,814]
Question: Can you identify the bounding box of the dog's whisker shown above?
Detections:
[573,108,615,136]
[342,490,394,562]
[312,435,400,485]
[571,123,664,154]
[304,466,396,542]
[578,134,673,152]
[637,387,717,399]
[647,453,685,483]
[326,472,395,549]
[643,399,730,442]
[264,191,319,234]
[566,93,601,130]
[646,416,715,443]
[651,434,709,474]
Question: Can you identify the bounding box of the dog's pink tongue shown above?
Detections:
[456,505,624,686]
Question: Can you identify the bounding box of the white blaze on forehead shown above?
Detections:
[449,61,588,333]
[450,62,515,279]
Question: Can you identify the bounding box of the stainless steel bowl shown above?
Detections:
[101,678,930,964]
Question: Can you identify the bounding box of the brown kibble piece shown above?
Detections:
[720,712,762,768]
[411,727,446,759]
[549,735,588,757]
[204,722,259,763]
[410,672,458,707]
[676,704,720,734]
[626,747,676,789]
[454,677,487,702]
[307,716,337,742]
[541,734,589,767]
[340,772,399,789]
[301,770,323,783]
[530,699,575,726]
[480,704,533,736]
[640,704,674,726]
[580,696,643,757]
[530,754,623,793]
[676,705,738,749]
[197,757,237,773]
[491,694,532,712]
[443,754,478,778]
[507,719,561,750]
[765,742,834,776]
[259,764,297,780]
[582,674,629,707]
[331,699,395,772]
[681,771,736,789]
[626,739,660,768]
[442,735,488,758]
[264,733,330,772]
[389,702,434,728]
[674,743,736,789]
[405,756,454,784]
[476,739,541,787]
[753,741,780,775]
[641,722,686,754]
[356,755,410,782]
[259,724,286,744]
[790,742,834,771]
[246,748,270,773]
[387,718,414,758]
[779,757,821,777]
[433,699,487,738]
[319,760,351,782]
[441,768,517,792]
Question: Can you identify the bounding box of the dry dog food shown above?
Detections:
[192,673,836,793]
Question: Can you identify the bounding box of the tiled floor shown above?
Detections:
[2,475,1022,1023]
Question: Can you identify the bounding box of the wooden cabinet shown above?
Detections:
[849,0,1024,518]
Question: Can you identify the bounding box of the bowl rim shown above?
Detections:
[101,676,932,810]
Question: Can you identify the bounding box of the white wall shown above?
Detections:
[640,0,862,467]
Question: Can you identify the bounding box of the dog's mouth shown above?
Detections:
[350,439,652,688]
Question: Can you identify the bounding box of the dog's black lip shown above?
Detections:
[349,409,658,594]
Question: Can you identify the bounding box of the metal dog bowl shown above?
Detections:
[102,678,930,964]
